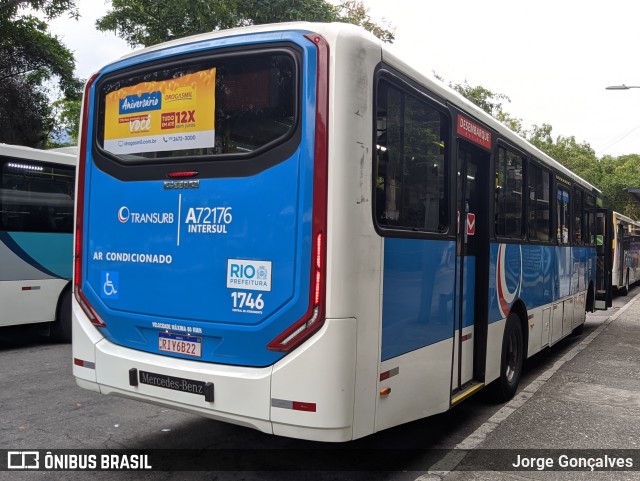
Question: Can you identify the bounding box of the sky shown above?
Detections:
[45,0,640,158]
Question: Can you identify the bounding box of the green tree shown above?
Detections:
[337,0,394,43]
[50,90,82,144]
[439,76,640,216]
[96,0,394,48]
[0,0,80,147]
[526,123,600,181]
[436,76,522,133]
[595,154,640,218]
[0,0,78,20]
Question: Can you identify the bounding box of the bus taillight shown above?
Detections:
[268,230,326,351]
[267,34,329,352]
[74,72,106,328]
[314,232,323,305]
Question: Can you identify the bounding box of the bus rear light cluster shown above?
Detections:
[267,34,329,353]
[167,171,198,178]
[267,231,325,351]
[75,288,106,327]
[280,307,320,347]
[314,232,323,305]
[74,72,106,329]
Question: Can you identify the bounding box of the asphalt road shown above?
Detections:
[0,288,635,480]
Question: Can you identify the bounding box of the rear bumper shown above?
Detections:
[72,300,357,442]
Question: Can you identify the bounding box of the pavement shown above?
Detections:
[422,289,640,480]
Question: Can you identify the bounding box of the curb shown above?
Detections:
[420,292,640,480]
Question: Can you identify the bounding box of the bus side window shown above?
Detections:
[557,186,570,245]
[495,146,524,238]
[574,188,583,244]
[1,160,74,233]
[528,163,551,242]
[374,79,447,233]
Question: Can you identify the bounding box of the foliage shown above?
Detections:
[0,0,78,21]
[526,124,599,180]
[336,1,394,43]
[0,15,77,95]
[597,155,640,218]
[524,124,640,216]
[243,0,339,26]
[96,0,393,48]
[0,75,52,146]
[96,0,238,48]
[437,76,523,133]
[48,85,82,146]
[439,76,640,217]
[0,0,80,147]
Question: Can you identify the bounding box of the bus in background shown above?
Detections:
[72,22,606,442]
[0,143,76,341]
[611,211,640,295]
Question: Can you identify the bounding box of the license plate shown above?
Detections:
[158,332,202,357]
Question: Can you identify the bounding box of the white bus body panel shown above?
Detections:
[0,278,67,327]
[375,339,452,432]
[73,303,358,441]
[321,25,382,440]
[486,319,506,385]
[271,318,357,441]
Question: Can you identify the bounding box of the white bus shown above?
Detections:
[73,22,605,441]
[611,211,640,294]
[0,143,76,340]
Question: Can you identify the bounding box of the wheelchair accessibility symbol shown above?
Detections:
[101,271,119,299]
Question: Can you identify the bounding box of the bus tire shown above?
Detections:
[492,312,524,402]
[618,269,629,295]
[50,289,72,343]
[572,322,584,336]
[622,270,630,296]
[586,283,595,313]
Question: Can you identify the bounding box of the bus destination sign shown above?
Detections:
[457,114,492,150]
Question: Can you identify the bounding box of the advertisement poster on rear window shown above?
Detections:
[103,68,216,155]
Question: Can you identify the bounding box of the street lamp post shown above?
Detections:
[606,84,640,90]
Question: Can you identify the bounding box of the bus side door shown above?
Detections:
[595,208,613,309]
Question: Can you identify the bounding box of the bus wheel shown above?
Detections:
[491,312,523,402]
[51,289,72,343]
[623,271,630,296]
[618,270,630,295]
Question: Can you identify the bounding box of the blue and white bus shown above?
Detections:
[611,211,640,295]
[73,22,606,441]
[1,143,76,341]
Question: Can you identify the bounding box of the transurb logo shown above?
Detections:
[117,206,174,224]
[119,91,162,115]
[118,206,130,223]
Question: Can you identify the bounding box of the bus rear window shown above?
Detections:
[96,51,298,161]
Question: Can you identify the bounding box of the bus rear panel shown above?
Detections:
[72,27,361,441]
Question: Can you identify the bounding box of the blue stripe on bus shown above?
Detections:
[488,243,595,323]
[381,238,456,362]
[381,241,596,361]
[0,231,72,279]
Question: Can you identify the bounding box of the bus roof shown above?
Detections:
[100,21,600,194]
[613,211,640,226]
[0,143,76,167]
[379,48,601,194]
